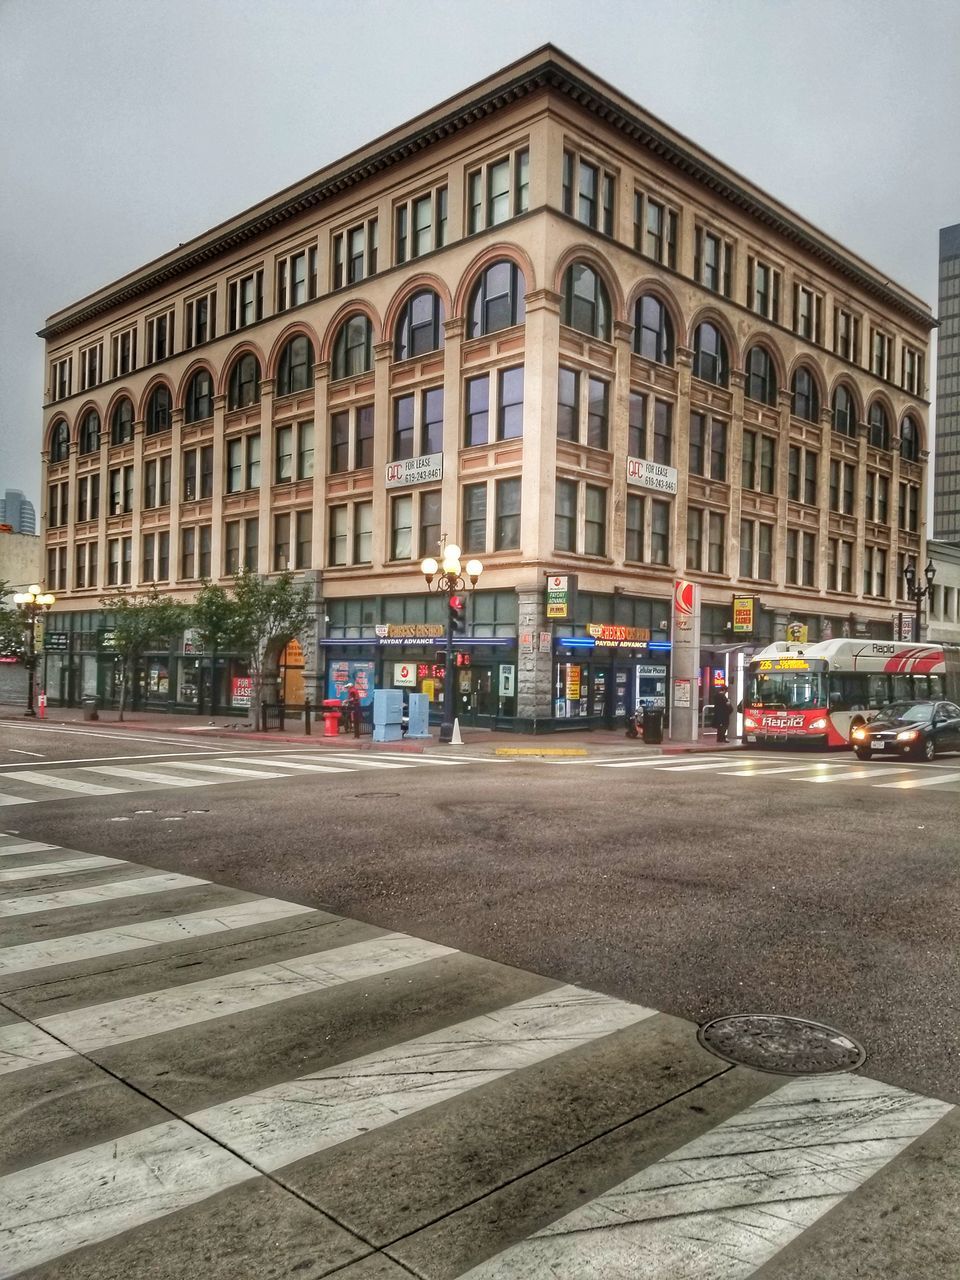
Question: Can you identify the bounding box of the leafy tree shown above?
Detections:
[101,587,186,720]
[191,569,313,727]
[0,581,26,660]
[189,581,239,715]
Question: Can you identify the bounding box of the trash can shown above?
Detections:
[642,707,663,744]
[322,699,342,738]
[82,697,99,722]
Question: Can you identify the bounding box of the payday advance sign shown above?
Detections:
[545,573,576,620]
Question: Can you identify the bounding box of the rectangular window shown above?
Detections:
[759,436,776,494]
[142,533,155,583]
[200,445,213,499]
[834,307,861,363]
[297,420,314,479]
[625,493,644,562]
[789,446,817,503]
[351,502,371,564]
[786,529,798,585]
[901,345,923,396]
[390,494,412,560]
[245,434,260,489]
[754,521,773,578]
[689,413,706,476]
[145,310,174,364]
[871,327,892,379]
[395,186,448,263]
[198,525,211,578]
[498,367,524,441]
[652,400,672,465]
[273,513,291,571]
[224,521,240,575]
[695,227,733,296]
[227,270,264,332]
[419,489,441,559]
[804,451,818,506]
[465,375,490,447]
[183,449,197,501]
[181,527,196,580]
[555,478,577,552]
[330,411,350,474]
[557,368,579,442]
[494,477,521,550]
[295,509,313,569]
[634,193,678,268]
[586,378,608,449]
[686,507,703,570]
[275,425,293,483]
[877,473,889,524]
[793,284,824,343]
[184,289,216,348]
[276,246,318,311]
[157,530,170,582]
[111,327,137,378]
[108,468,122,516]
[77,474,99,523]
[51,356,72,401]
[144,459,158,509]
[708,512,725,573]
[393,394,415,461]
[584,485,606,556]
[462,482,487,553]
[739,519,754,578]
[562,148,614,235]
[226,438,243,493]
[332,217,378,287]
[842,463,855,515]
[468,148,529,234]
[650,499,671,565]
[422,388,443,454]
[121,536,132,586]
[79,342,103,391]
[108,538,120,586]
[355,404,374,469]
[747,257,781,322]
[801,531,815,587]
[74,543,87,589]
[628,390,646,458]
[243,517,258,572]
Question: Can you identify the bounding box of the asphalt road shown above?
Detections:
[2,719,957,1103]
[4,721,960,1277]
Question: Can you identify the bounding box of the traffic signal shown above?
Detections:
[449,593,466,636]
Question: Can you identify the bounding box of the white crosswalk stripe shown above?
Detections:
[1,836,954,1279]
[875,770,960,789]
[588,755,960,790]
[0,842,57,858]
[0,770,122,796]
[85,765,220,788]
[0,854,121,882]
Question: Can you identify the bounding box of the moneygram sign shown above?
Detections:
[385,454,443,489]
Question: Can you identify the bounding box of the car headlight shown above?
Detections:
[851,727,867,740]
[896,729,919,741]
[808,718,827,730]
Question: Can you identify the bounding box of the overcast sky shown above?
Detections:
[2,0,958,507]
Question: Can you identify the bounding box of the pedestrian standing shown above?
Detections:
[345,684,362,739]
[714,690,732,743]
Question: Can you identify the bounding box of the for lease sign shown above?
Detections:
[626,456,678,494]
[385,454,443,488]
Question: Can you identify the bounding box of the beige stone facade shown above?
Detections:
[37,47,933,724]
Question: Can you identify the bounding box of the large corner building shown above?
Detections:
[38,47,933,726]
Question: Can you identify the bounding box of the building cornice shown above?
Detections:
[39,47,933,341]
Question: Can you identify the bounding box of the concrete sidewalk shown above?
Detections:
[0,702,741,758]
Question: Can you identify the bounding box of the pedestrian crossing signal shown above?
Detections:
[449,594,466,635]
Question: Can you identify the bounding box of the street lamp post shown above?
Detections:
[12,585,56,717]
[421,540,483,743]
[903,559,936,642]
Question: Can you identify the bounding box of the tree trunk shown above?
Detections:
[118,658,129,722]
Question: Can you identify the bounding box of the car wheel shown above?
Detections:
[921,736,936,762]
[854,747,871,761]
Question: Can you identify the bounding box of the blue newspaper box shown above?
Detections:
[373,689,404,742]
[406,692,430,739]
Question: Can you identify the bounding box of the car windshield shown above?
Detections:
[881,702,935,723]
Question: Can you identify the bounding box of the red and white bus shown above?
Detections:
[742,639,960,748]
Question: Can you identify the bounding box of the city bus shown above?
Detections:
[742,639,960,748]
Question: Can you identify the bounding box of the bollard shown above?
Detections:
[304,695,312,735]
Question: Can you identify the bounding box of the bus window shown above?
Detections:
[827,674,869,711]
[891,675,914,701]
[929,674,944,697]
[867,674,890,708]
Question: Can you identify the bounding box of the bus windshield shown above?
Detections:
[747,671,825,710]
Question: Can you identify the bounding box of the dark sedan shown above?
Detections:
[851,700,960,762]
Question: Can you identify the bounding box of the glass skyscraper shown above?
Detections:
[935,223,960,542]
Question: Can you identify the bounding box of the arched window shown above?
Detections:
[331,318,371,381]
[184,370,213,424]
[110,398,134,446]
[900,415,920,462]
[832,385,856,438]
[634,295,674,365]
[561,262,610,341]
[791,366,820,422]
[78,409,101,455]
[228,353,261,409]
[276,335,315,395]
[467,260,526,338]
[692,322,729,386]
[49,420,70,463]
[395,290,444,360]
[867,402,890,450]
[745,347,777,406]
[146,385,172,435]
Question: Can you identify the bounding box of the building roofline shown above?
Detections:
[39,44,933,341]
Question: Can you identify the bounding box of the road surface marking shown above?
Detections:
[460,1072,953,1280]
[0,793,33,807]
[874,770,960,789]
[0,770,123,796]
[0,1022,75,1074]
[0,855,121,883]
[0,897,315,974]
[217,757,353,773]
[7,749,45,757]
[798,766,914,784]
[30,934,455,1058]
[0,872,208,917]
[147,761,290,779]
[656,758,765,772]
[726,762,854,777]
[0,750,227,771]
[0,842,58,858]
[0,985,657,1274]
[12,725,224,749]
[284,754,411,770]
[597,755,734,769]
[84,766,219,788]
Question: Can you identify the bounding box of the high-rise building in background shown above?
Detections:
[935,223,960,543]
[0,488,37,535]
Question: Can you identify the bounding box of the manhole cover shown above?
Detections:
[698,1014,866,1075]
